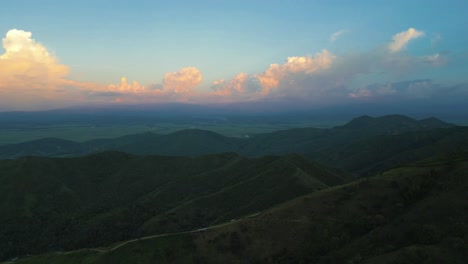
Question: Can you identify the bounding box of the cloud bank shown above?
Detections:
[0,27,463,110]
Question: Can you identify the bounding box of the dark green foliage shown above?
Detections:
[0,152,343,261]
[0,115,458,169]
[11,153,468,264]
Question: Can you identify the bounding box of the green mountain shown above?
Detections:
[238,115,455,156]
[0,152,345,261]
[315,126,468,176]
[10,153,468,264]
[0,138,87,159]
[86,129,242,156]
[0,115,456,161]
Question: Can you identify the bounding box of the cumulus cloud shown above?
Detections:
[0,29,209,108]
[211,73,261,99]
[330,29,347,42]
[256,50,335,95]
[0,29,81,109]
[83,67,203,103]
[0,29,70,90]
[163,67,202,94]
[0,27,458,110]
[388,28,425,53]
[107,77,146,93]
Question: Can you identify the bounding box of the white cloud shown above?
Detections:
[163,67,202,94]
[256,50,335,95]
[330,29,347,42]
[422,53,446,66]
[0,27,457,110]
[388,27,425,53]
[0,29,69,90]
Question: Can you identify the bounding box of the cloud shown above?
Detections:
[422,53,446,66]
[349,79,434,99]
[210,73,261,101]
[431,33,442,48]
[107,77,146,93]
[163,67,202,94]
[82,67,203,103]
[0,29,70,90]
[388,28,425,53]
[330,30,347,42]
[256,50,335,95]
[0,29,82,109]
[0,27,460,110]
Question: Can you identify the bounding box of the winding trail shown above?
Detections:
[110,219,239,251]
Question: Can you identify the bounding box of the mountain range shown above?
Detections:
[0,114,467,263]
[7,152,468,263]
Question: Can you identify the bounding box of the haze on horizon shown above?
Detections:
[0,0,467,112]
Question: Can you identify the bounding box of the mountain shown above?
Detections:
[237,115,455,158]
[11,153,468,263]
[86,129,242,156]
[0,138,87,159]
[340,114,453,132]
[0,115,456,161]
[315,126,468,176]
[0,152,346,261]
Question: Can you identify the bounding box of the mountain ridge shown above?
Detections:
[0,115,457,161]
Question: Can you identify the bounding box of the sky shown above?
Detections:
[0,0,467,111]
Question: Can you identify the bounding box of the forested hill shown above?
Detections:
[0,115,457,160]
[0,152,346,261]
[8,152,468,263]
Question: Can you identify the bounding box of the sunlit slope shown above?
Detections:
[11,153,468,263]
[0,152,344,261]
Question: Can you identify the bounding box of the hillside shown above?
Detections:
[315,126,468,176]
[238,115,455,157]
[0,152,345,261]
[10,153,468,263]
[87,129,242,156]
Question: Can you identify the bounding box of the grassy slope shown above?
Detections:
[0,152,344,261]
[12,153,467,263]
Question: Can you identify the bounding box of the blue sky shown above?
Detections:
[0,0,467,110]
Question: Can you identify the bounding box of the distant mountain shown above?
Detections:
[315,126,468,176]
[0,115,456,161]
[0,152,346,261]
[0,138,87,159]
[339,114,453,133]
[237,115,456,158]
[87,129,242,156]
[13,153,468,263]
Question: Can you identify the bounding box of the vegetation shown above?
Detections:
[0,152,344,261]
[8,153,468,263]
[0,115,466,263]
[0,115,460,171]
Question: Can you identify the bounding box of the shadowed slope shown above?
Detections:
[0,152,345,261]
[12,153,467,263]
